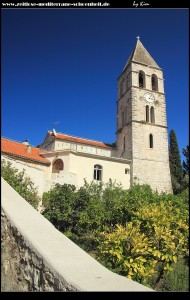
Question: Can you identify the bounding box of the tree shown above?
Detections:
[1,159,40,209]
[180,145,189,192]
[182,145,189,175]
[169,130,183,194]
[42,183,77,232]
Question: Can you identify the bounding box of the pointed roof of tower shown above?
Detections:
[123,36,160,71]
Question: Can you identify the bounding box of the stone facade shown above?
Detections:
[1,209,77,291]
[116,39,172,193]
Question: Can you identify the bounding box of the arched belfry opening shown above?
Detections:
[139,71,145,88]
[151,74,158,91]
[52,159,64,173]
[150,106,155,124]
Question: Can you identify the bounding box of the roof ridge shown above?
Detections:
[1,136,36,148]
[49,131,108,144]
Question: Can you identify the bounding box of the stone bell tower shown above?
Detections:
[116,37,172,193]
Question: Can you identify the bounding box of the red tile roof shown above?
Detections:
[48,131,112,149]
[1,138,50,165]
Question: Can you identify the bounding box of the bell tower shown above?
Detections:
[116,37,172,193]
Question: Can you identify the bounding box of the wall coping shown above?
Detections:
[1,177,153,292]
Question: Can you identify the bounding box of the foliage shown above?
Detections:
[1,159,40,209]
[169,129,183,194]
[78,180,129,232]
[42,180,189,291]
[96,199,188,288]
[169,129,183,181]
[180,174,189,194]
[42,183,77,232]
[97,222,156,283]
[180,145,189,192]
[159,257,189,291]
[182,145,189,175]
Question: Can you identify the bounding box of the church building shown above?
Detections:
[1,38,172,196]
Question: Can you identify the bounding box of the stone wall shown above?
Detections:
[1,178,153,292]
[1,210,75,291]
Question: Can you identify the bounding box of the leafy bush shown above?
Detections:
[159,257,189,291]
[1,159,40,209]
[42,183,77,232]
[41,179,189,291]
[96,199,188,288]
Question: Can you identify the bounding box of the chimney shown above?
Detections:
[26,145,31,154]
[22,140,29,146]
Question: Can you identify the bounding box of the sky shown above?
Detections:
[1,7,189,161]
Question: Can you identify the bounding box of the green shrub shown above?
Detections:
[1,159,40,209]
[41,179,189,291]
[160,257,189,291]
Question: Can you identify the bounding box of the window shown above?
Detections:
[149,134,153,148]
[52,159,64,173]
[125,168,129,174]
[150,106,155,124]
[121,111,125,127]
[126,74,129,91]
[120,81,123,97]
[125,106,128,123]
[123,136,126,150]
[121,108,127,127]
[151,74,158,91]
[146,105,149,122]
[139,71,145,88]
[94,164,102,181]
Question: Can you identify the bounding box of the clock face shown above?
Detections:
[144,92,155,103]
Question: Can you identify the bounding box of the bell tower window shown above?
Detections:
[139,71,145,88]
[151,74,158,91]
[146,105,149,122]
[150,106,155,124]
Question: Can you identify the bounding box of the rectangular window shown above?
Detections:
[120,82,123,97]
[122,112,125,126]
[146,105,149,122]
[149,134,153,148]
[125,168,129,174]
[94,165,102,181]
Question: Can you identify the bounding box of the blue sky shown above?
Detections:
[1,8,189,161]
